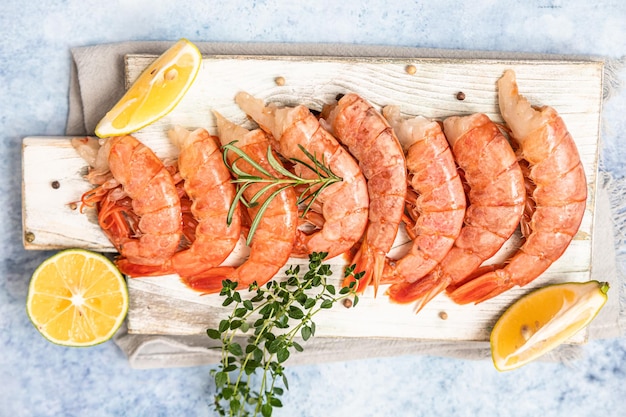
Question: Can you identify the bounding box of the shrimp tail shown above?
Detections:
[349,238,386,296]
[115,259,174,277]
[386,274,451,313]
[447,270,513,305]
[183,266,238,294]
[444,264,500,293]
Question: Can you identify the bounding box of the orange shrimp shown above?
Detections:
[320,94,407,294]
[386,113,525,311]
[448,69,587,304]
[115,127,242,280]
[234,92,369,261]
[379,106,466,285]
[185,113,298,293]
[81,135,183,266]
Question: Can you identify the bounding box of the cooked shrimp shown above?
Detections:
[78,135,183,266]
[386,113,525,310]
[448,69,587,304]
[379,106,466,285]
[115,127,242,280]
[185,113,298,293]
[234,92,369,260]
[320,94,407,293]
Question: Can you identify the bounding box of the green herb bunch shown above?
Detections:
[208,252,363,417]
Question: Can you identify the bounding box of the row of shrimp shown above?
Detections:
[73,68,587,311]
[384,69,586,310]
[73,98,369,294]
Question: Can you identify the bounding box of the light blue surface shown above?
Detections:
[2,1,626,416]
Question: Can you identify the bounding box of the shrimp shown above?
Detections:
[320,94,407,293]
[379,106,466,285]
[386,113,525,311]
[115,127,242,280]
[185,113,298,293]
[77,135,183,266]
[448,69,587,304]
[234,92,369,261]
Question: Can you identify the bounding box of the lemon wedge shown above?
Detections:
[490,280,609,371]
[95,38,202,138]
[26,249,128,347]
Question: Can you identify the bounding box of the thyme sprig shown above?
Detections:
[222,143,342,245]
[208,252,363,417]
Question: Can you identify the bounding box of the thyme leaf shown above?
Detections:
[208,252,362,417]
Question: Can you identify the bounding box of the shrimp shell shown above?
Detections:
[320,93,407,294]
[103,135,182,266]
[380,107,466,285]
[448,69,587,304]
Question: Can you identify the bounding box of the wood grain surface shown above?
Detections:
[22,56,603,343]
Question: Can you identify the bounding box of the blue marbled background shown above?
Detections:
[2,1,625,416]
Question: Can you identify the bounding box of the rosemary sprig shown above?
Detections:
[222,142,342,245]
[208,252,363,417]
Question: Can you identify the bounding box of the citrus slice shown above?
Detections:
[26,249,129,347]
[94,38,202,138]
[490,280,609,371]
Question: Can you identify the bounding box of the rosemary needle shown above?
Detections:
[222,142,342,245]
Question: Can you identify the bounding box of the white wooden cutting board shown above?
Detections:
[22,56,603,343]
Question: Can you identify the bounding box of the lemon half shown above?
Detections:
[26,249,129,347]
[95,38,202,138]
[490,280,609,371]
